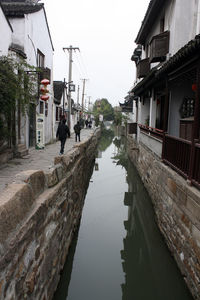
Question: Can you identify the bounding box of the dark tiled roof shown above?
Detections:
[157,34,200,77]
[1,1,43,17]
[132,35,200,95]
[135,0,166,45]
[0,2,13,31]
[131,67,157,95]
[53,81,64,105]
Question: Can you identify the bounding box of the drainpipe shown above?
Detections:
[161,78,169,160]
[196,0,200,35]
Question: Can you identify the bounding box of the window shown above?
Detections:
[45,102,48,117]
[39,101,44,114]
[37,49,45,68]
[56,106,62,121]
[146,44,149,58]
[160,17,165,33]
[180,97,195,118]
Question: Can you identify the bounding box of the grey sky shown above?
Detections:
[44,0,150,106]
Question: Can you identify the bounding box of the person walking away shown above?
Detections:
[74,121,81,142]
[56,119,70,155]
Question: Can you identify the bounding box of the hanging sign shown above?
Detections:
[69,84,75,92]
[36,113,45,149]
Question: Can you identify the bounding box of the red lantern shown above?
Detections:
[41,78,50,85]
[192,84,197,91]
[40,95,49,101]
[40,78,50,101]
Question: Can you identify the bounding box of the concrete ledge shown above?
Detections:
[14,170,46,197]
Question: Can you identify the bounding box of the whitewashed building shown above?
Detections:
[0,3,12,55]
[1,0,54,150]
[131,0,200,167]
[128,1,200,297]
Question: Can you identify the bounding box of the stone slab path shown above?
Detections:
[0,128,95,193]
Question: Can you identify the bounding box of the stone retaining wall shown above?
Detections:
[127,135,200,299]
[0,129,100,300]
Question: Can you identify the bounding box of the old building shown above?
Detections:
[1,0,54,153]
[0,2,12,55]
[131,0,200,185]
[128,0,200,298]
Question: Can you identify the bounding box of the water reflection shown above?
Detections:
[113,134,193,300]
[97,128,114,153]
[53,128,193,300]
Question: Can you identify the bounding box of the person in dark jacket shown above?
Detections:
[56,119,70,154]
[74,121,81,142]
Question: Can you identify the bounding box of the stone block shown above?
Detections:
[186,196,200,222]
[14,170,45,197]
[192,225,200,248]
[45,168,58,188]
[0,183,34,243]
[167,178,177,195]
[187,185,200,206]
[55,164,63,182]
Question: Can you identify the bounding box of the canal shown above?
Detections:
[53,128,193,300]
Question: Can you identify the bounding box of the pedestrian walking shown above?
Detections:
[56,119,70,155]
[74,121,81,142]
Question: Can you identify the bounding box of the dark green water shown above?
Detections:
[53,128,193,300]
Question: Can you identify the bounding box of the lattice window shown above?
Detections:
[180,97,195,118]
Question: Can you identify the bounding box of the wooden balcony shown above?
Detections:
[150,31,170,63]
[139,124,164,140]
[162,134,191,178]
[162,134,200,189]
[137,58,150,78]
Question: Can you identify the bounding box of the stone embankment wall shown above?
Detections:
[127,135,200,299]
[0,129,100,300]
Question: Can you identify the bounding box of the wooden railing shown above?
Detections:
[191,142,200,187]
[139,125,200,187]
[139,124,164,140]
[162,134,191,178]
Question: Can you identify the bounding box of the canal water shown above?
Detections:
[53,128,193,300]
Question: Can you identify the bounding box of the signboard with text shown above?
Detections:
[36,113,45,149]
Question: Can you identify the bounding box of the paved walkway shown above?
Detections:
[0,128,95,193]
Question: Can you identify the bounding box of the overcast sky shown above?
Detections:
[44,0,150,107]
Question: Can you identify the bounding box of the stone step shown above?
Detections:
[15,144,29,158]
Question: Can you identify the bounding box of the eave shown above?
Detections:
[135,0,167,45]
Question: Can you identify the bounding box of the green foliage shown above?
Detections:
[122,113,130,125]
[112,136,128,168]
[0,56,37,142]
[93,98,114,121]
[98,128,114,152]
[113,110,122,125]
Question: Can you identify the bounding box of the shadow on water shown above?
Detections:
[53,228,79,300]
[112,133,193,300]
[53,127,193,300]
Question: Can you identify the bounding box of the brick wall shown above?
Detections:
[127,135,200,299]
[0,129,100,300]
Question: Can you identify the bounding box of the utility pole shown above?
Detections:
[77,85,80,105]
[81,78,89,112]
[88,96,91,112]
[63,45,80,129]
[62,78,66,116]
